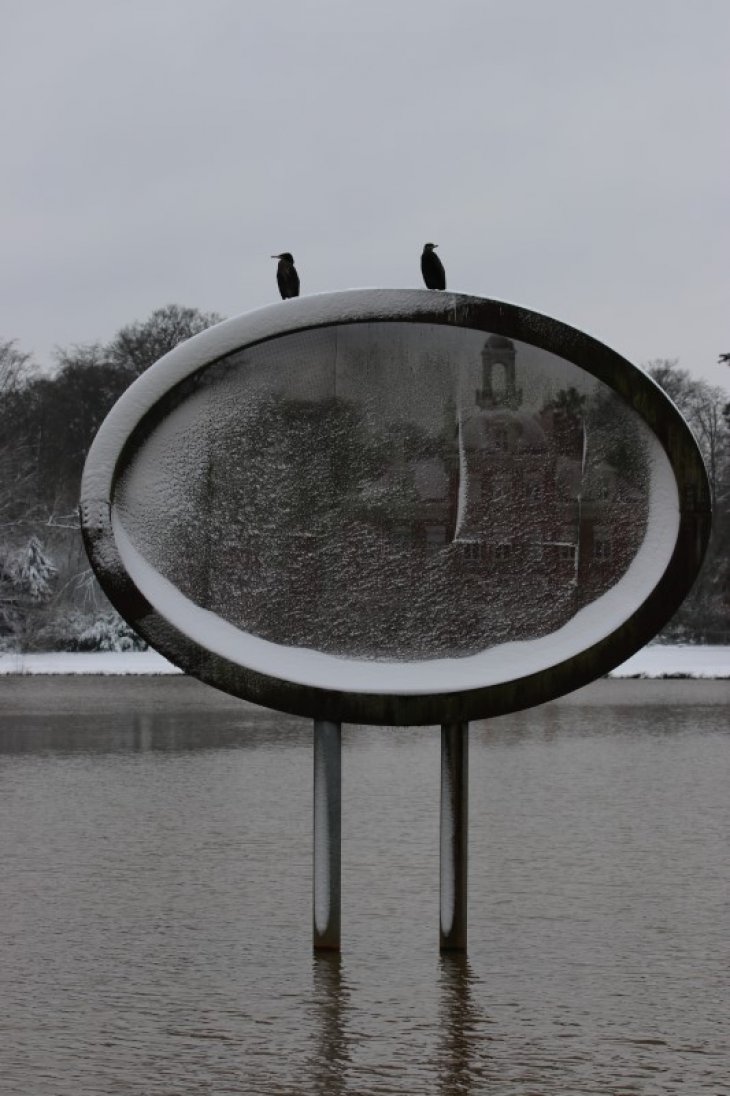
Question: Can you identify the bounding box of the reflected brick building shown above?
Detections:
[394,335,646,610]
[166,334,650,656]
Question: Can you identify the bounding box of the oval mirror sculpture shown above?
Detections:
[81,290,711,724]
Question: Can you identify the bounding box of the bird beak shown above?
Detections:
[270,254,279,259]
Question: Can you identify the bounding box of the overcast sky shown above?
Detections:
[2,0,728,390]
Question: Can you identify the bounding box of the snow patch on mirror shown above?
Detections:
[111,428,677,694]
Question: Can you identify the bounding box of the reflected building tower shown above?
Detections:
[455,336,557,576]
[452,334,646,617]
[475,334,522,410]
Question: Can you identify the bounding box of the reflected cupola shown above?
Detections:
[476,335,521,410]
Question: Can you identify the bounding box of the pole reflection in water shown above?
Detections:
[132,712,153,752]
[310,951,350,1094]
[438,954,493,1094]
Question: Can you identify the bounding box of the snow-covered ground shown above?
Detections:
[0,645,728,678]
[609,644,730,679]
[0,650,183,676]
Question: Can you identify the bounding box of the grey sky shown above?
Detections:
[2,0,728,390]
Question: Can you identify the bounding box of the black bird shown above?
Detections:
[271,252,300,299]
[421,242,446,290]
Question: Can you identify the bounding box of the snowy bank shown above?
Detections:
[608,644,730,679]
[0,645,728,679]
[0,650,183,676]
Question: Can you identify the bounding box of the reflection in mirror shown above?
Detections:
[115,324,657,663]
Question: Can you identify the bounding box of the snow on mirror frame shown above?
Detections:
[80,290,711,726]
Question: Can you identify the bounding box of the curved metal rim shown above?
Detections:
[79,289,712,725]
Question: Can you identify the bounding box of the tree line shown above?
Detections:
[0,305,222,650]
[1,305,728,652]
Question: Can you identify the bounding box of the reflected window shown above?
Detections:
[425,525,447,553]
[594,531,612,561]
[494,426,509,451]
[492,475,509,500]
[462,540,487,563]
[525,478,541,502]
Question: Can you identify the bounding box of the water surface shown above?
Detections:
[1,677,728,1094]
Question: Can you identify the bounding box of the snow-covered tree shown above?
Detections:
[9,536,57,601]
[68,609,147,652]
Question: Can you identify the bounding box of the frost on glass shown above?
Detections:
[114,324,652,662]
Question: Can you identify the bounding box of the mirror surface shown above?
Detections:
[113,322,676,687]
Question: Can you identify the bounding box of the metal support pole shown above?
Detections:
[440,722,468,951]
[313,720,342,950]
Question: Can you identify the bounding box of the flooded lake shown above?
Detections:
[1,676,728,1094]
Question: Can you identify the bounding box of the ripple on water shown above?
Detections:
[0,679,728,1094]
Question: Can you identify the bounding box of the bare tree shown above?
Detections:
[646,359,728,509]
[0,338,34,397]
[107,303,224,377]
[0,339,38,529]
[647,358,730,639]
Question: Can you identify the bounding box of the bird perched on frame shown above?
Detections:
[271,252,300,299]
[421,242,446,290]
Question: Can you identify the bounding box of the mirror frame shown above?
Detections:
[80,289,711,724]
